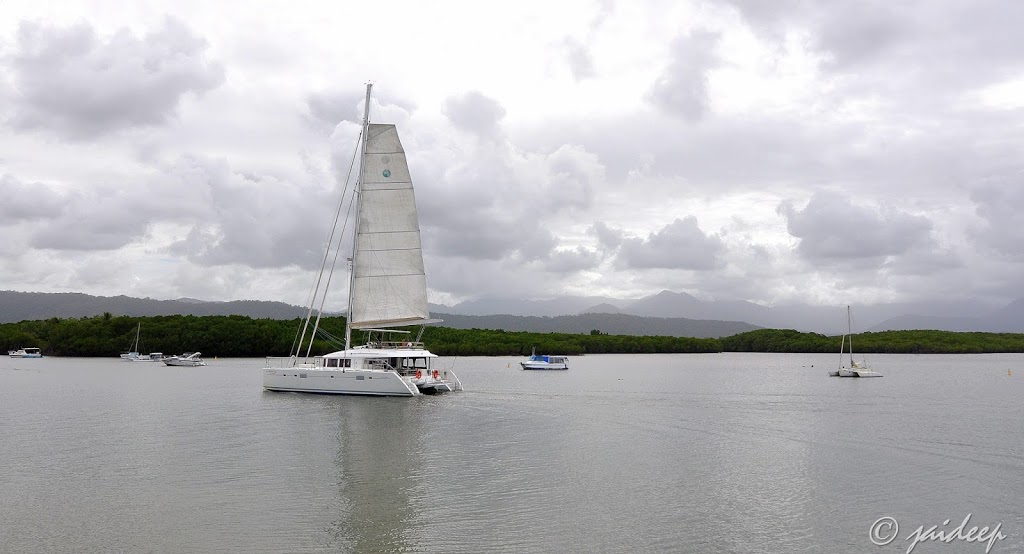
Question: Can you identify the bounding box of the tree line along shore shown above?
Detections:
[3,314,1024,358]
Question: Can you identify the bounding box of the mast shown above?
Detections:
[345,83,372,351]
[847,305,854,366]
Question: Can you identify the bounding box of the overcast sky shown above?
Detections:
[2,0,1022,312]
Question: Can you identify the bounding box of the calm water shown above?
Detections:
[1,353,1022,553]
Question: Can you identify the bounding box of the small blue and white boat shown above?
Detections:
[520,348,568,370]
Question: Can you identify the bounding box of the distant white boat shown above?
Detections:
[129,352,165,362]
[262,84,462,397]
[520,348,569,370]
[829,306,882,378]
[163,352,206,366]
[8,347,42,358]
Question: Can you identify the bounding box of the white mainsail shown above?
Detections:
[348,123,435,329]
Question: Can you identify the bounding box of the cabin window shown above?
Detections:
[400,357,429,370]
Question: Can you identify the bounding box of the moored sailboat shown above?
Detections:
[829,306,882,378]
[262,84,462,396]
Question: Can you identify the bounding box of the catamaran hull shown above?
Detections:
[263,368,422,396]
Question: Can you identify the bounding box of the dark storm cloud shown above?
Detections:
[778,191,934,261]
[31,208,150,251]
[6,17,224,139]
[163,156,333,270]
[545,247,602,273]
[968,178,1024,261]
[20,179,153,251]
[443,91,507,138]
[592,221,624,250]
[726,0,1024,89]
[414,133,602,267]
[306,89,366,128]
[0,174,154,252]
[646,30,721,122]
[306,87,417,129]
[0,174,66,221]
[614,216,724,270]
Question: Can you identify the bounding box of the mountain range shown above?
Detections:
[2,290,1022,335]
[435,290,1024,334]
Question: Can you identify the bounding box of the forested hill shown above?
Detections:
[721,328,1024,354]
[3,315,1024,357]
[0,314,721,357]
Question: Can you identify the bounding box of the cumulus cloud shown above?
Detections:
[560,37,596,81]
[442,91,506,138]
[6,17,224,139]
[614,216,725,270]
[777,191,934,262]
[646,30,721,122]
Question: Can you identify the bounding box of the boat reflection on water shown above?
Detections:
[327,397,425,552]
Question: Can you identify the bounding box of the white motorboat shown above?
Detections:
[263,83,462,397]
[520,348,569,370]
[830,306,882,378]
[8,347,42,358]
[163,352,207,366]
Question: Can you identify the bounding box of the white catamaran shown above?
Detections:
[263,84,462,396]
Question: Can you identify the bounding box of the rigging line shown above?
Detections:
[290,272,321,356]
[298,129,362,361]
[307,186,358,359]
[304,132,363,361]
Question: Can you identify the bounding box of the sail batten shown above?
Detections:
[349,123,431,329]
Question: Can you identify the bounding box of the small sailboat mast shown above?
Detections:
[132,322,141,353]
[847,305,854,367]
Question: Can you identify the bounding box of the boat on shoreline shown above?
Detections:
[262,83,462,397]
[8,347,42,358]
[163,352,206,366]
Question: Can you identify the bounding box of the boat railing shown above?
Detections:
[366,340,424,350]
[265,356,311,369]
[445,369,464,391]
